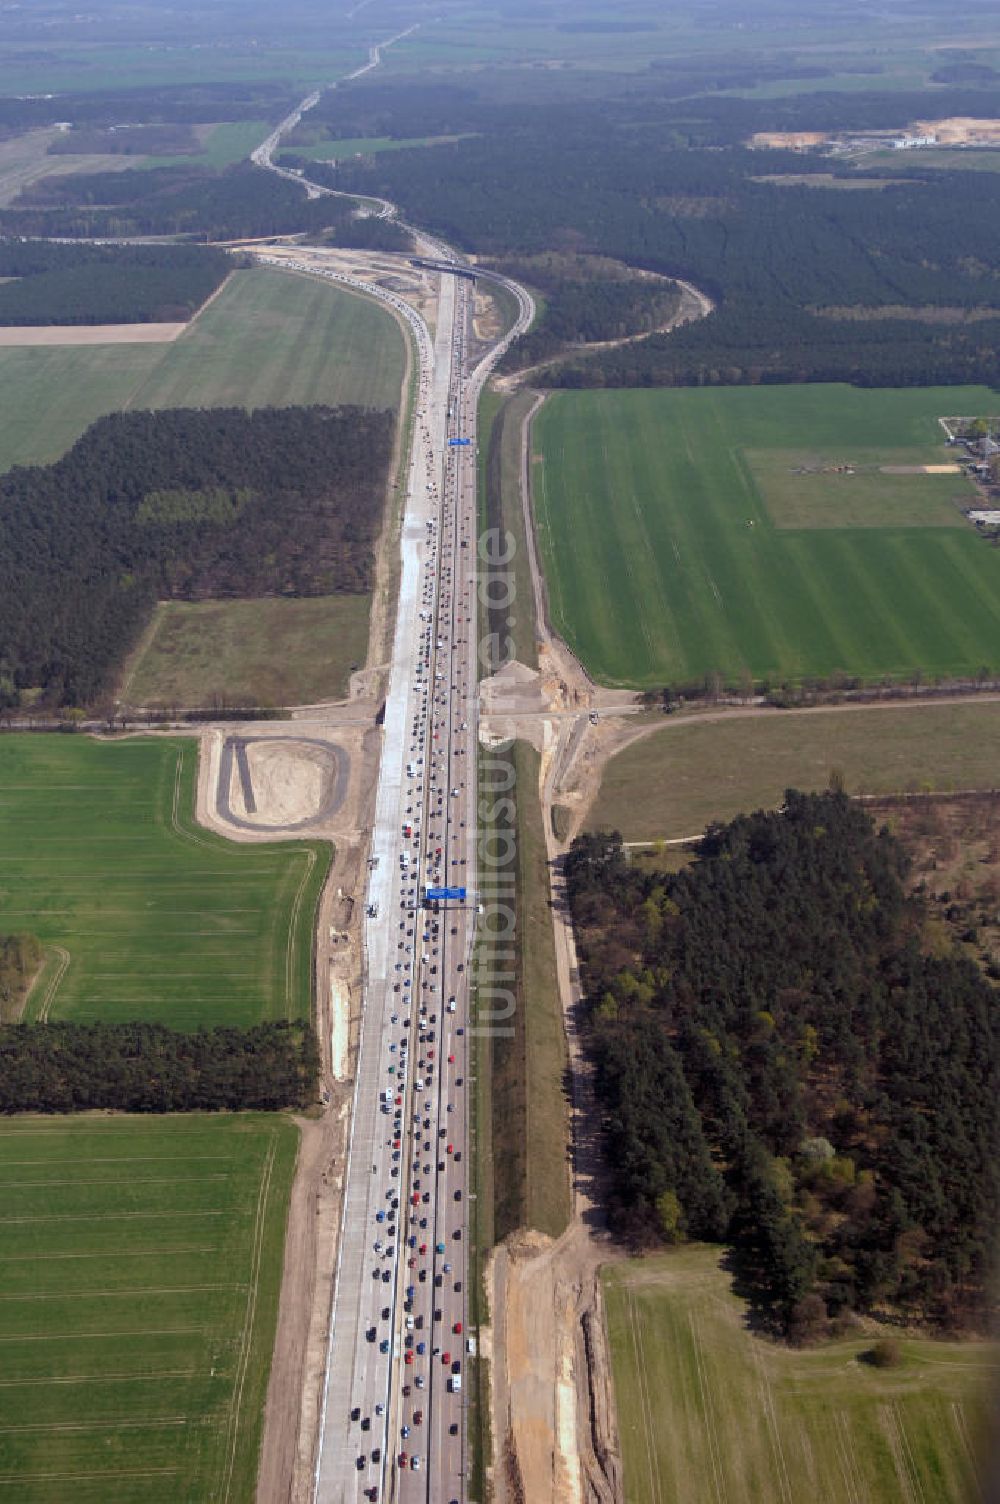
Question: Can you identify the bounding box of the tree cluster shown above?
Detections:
[0,240,232,325]
[306,70,1000,150]
[48,124,203,156]
[5,161,401,245]
[487,254,681,373]
[0,81,295,131]
[565,793,1000,1335]
[0,403,393,705]
[0,934,43,1023]
[0,1020,318,1112]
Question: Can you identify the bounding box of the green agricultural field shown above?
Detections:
[130,267,405,415]
[532,385,1000,687]
[0,265,406,472]
[142,120,272,169]
[0,44,364,96]
[589,700,1000,841]
[122,595,371,708]
[603,1248,995,1504]
[0,736,328,1029]
[0,1113,296,1504]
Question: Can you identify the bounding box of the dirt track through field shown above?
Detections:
[0,322,187,345]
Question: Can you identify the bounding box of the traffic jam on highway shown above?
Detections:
[251,95,530,1504]
[348,277,479,1504]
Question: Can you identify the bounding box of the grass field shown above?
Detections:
[0,266,406,472]
[122,595,371,708]
[143,120,271,169]
[0,45,364,96]
[589,701,1000,840]
[744,448,968,529]
[0,1113,296,1504]
[479,389,540,670]
[603,1247,994,1504]
[477,741,569,1242]
[532,385,1000,687]
[0,736,328,1029]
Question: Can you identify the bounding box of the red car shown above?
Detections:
[404,1352,414,1366]
[453,1321,463,1334]
[442,1351,451,1365]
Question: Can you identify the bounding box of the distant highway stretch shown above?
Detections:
[252,63,533,1504]
[250,28,418,216]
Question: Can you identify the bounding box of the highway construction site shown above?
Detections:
[185,42,709,1504]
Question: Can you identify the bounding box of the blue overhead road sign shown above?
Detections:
[448,437,472,447]
[425,886,467,901]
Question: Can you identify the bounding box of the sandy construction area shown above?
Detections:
[916,116,1000,144]
[329,977,349,1080]
[879,463,962,474]
[241,737,337,826]
[0,322,187,345]
[252,242,441,328]
[207,732,350,835]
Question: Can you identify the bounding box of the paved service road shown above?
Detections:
[251,62,533,1504]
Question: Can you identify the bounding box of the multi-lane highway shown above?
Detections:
[252,56,532,1500]
[250,28,417,215]
[299,263,529,1504]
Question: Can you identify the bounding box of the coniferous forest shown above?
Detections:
[0,1020,318,1112]
[565,793,1000,1337]
[2,162,412,248]
[322,73,1000,389]
[0,241,232,324]
[0,404,393,706]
